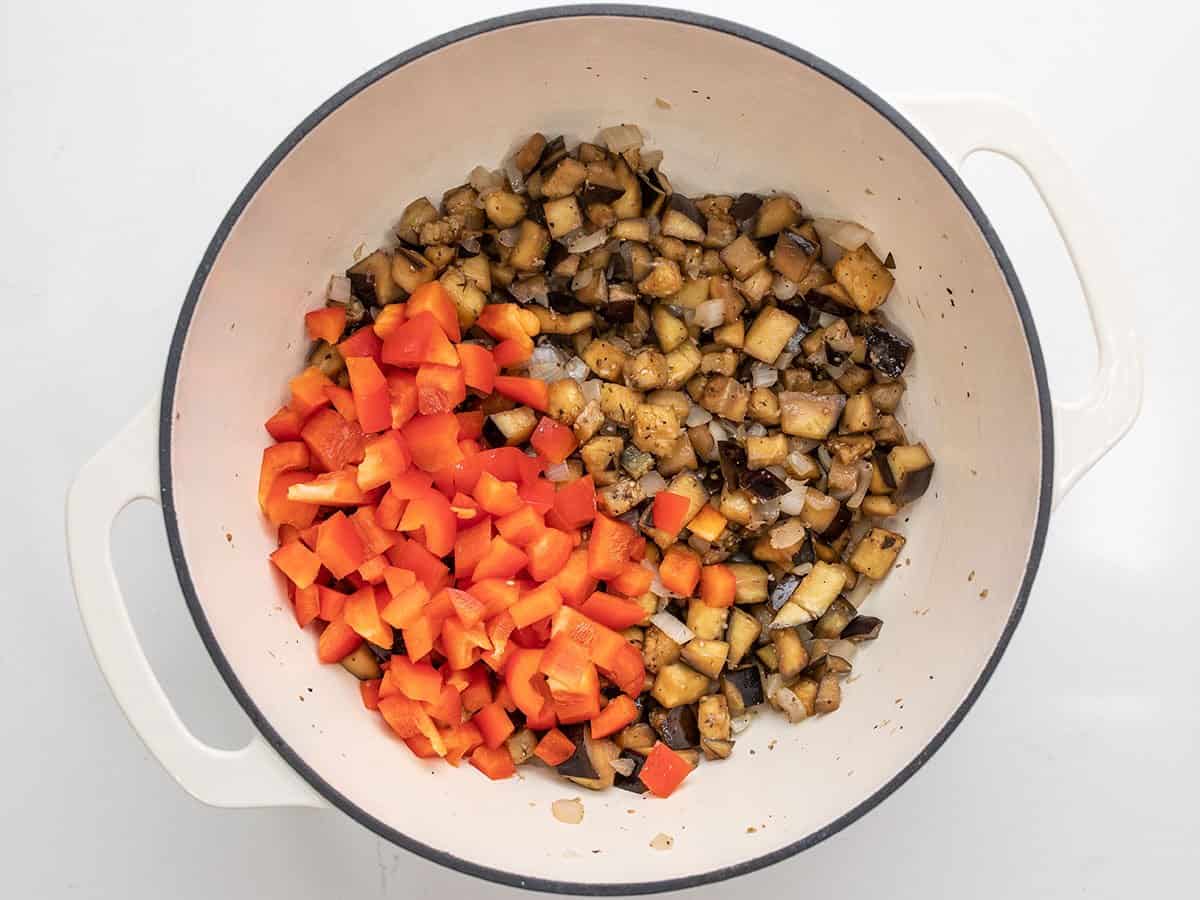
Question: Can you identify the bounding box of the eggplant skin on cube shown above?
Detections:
[649,704,701,750]
[720,666,764,716]
[866,325,912,377]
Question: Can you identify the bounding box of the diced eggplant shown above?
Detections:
[736,268,775,306]
[833,245,894,312]
[697,694,732,745]
[598,478,646,516]
[507,728,538,765]
[616,723,657,755]
[440,266,487,328]
[701,738,735,760]
[885,443,935,505]
[756,644,780,671]
[339,644,382,680]
[743,468,788,500]
[700,375,749,421]
[582,339,629,381]
[700,348,739,375]
[867,380,905,414]
[768,573,802,612]
[347,250,401,306]
[599,383,642,426]
[649,704,700,749]
[815,674,842,714]
[849,527,906,578]
[686,600,729,641]
[542,196,583,238]
[638,257,685,298]
[770,227,820,282]
[726,563,768,604]
[822,504,853,541]
[484,191,528,229]
[790,677,818,717]
[396,197,439,245]
[619,443,655,479]
[581,435,624,481]
[745,434,788,471]
[726,607,762,666]
[747,388,781,426]
[486,407,537,446]
[872,414,907,449]
[866,324,911,377]
[716,441,746,490]
[779,391,845,439]
[720,234,768,281]
[799,489,841,534]
[556,723,600,779]
[660,194,707,243]
[642,625,682,673]
[812,597,857,639]
[664,342,703,390]
[513,132,547,175]
[510,219,551,272]
[827,433,876,465]
[721,666,765,716]
[542,157,588,199]
[652,304,689,352]
[308,340,345,379]
[651,662,711,708]
[624,348,669,390]
[743,307,801,364]
[752,196,802,237]
[840,392,877,434]
[860,494,900,518]
[841,615,883,642]
[791,560,848,619]
[680,637,730,679]
[772,628,809,678]
[547,378,586,425]
[729,193,763,230]
[613,752,649,793]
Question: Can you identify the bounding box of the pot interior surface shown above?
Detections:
[165,12,1047,891]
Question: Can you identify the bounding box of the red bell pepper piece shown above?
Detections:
[519,478,557,515]
[357,431,410,491]
[300,407,365,472]
[360,678,382,710]
[442,720,484,766]
[376,487,405,530]
[455,410,484,440]
[492,337,533,368]
[264,470,320,528]
[349,506,397,556]
[344,585,393,647]
[323,385,358,422]
[382,311,459,368]
[265,405,305,442]
[460,664,493,713]
[549,548,598,607]
[534,728,576,767]
[639,742,694,797]
[403,734,440,759]
[472,471,523,516]
[472,536,528,580]
[390,470,435,499]
[287,468,373,506]
[386,371,419,430]
[315,512,367,579]
[278,524,302,545]
[587,514,637,580]
[357,555,388,584]
[477,303,538,342]
[318,585,348,622]
[504,647,550,719]
[317,614,363,663]
[470,744,515,780]
[590,694,639,739]
[389,655,443,703]
[659,545,702,596]
[387,536,450,592]
[305,306,346,344]
[652,490,691,536]
[401,614,439,663]
[456,343,497,393]
[473,701,515,750]
[553,475,596,528]
[606,560,654,598]
[509,583,564,630]
[270,540,321,589]
[379,695,442,753]
[538,632,591,691]
[525,682,558,730]
[606,641,645,699]
[371,303,406,340]
[629,536,647,561]
[415,363,466,415]
[469,579,520,619]
[425,683,463,727]
[525,527,573,582]
[442,615,492,670]
[484,610,517,667]
[700,563,737,608]
[550,607,627,671]
[380,571,429,629]
[405,282,461,341]
[452,519,492,582]
[446,587,487,628]
[530,417,578,464]
[549,662,601,724]
[493,375,548,412]
[337,326,384,365]
[345,356,392,433]
[288,366,335,418]
[402,413,463,472]
[495,505,544,546]
[578,591,647,630]
[397,488,457,558]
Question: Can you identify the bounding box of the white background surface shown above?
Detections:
[3,0,1196,896]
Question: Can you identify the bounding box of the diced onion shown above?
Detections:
[791,561,814,577]
[764,673,785,702]
[608,335,633,353]
[599,124,644,153]
[581,380,602,402]
[565,357,589,381]
[746,423,767,438]
[817,445,833,473]
[772,274,799,301]
[545,462,573,482]
[789,439,820,454]
[638,470,667,496]
[775,687,809,723]
[327,275,352,303]
[751,497,781,527]
[750,363,778,388]
[571,268,595,291]
[846,460,873,509]
[708,420,728,443]
[459,236,481,255]
[812,218,874,251]
[828,639,858,663]
[610,757,636,777]
[780,481,808,515]
[568,229,609,255]
[529,345,566,382]
[650,611,694,645]
[845,576,874,608]
[509,276,548,306]
[731,714,753,735]
[770,518,806,549]
[503,157,525,193]
[693,299,725,329]
[772,351,796,371]
[469,165,505,193]
[639,148,664,170]
[685,405,712,427]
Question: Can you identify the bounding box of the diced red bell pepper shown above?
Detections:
[345,356,392,433]
[337,326,384,365]
[606,560,654,598]
[591,694,639,739]
[452,519,492,582]
[442,720,484,766]
[473,701,515,750]
[350,506,397,556]
[538,632,592,691]
[639,741,694,797]
[289,366,335,418]
[291,585,320,628]
[401,614,439,663]
[525,527,573,582]
[389,655,443,703]
[554,475,597,528]
[455,410,484,440]
[469,579,519,620]
[416,363,467,415]
[578,591,647,630]
[300,407,365,472]
[445,587,486,628]
[530,417,578,464]
[456,343,496,393]
[376,487,405,531]
[472,471,523,516]
[470,743,515,780]
[442,615,492,670]
[270,540,321,589]
[357,431,410,491]
[509,583,564,630]
[659,545,702,597]
[396,488,457,558]
[484,611,517,668]
[492,337,533,368]
[390,469,435,499]
[402,413,463,472]
[519,478,557,515]
[534,728,576,766]
[549,662,601,724]
[379,695,436,747]
[406,282,461,342]
[460,664,493,713]
[360,678,382,710]
[265,405,305,442]
[315,512,367,579]
[492,375,548,412]
[371,303,407,340]
[278,524,302,545]
[495,505,544,546]
[380,571,429,628]
[386,371,419,430]
[305,306,346,344]
[549,548,597,607]
[606,641,645,699]
[404,734,441,759]
[525,681,558,730]
[652,490,691,536]
[344,584,393,647]
[318,585,348,621]
[387,536,450,592]
[287,468,373,506]
[323,384,358,422]
[504,647,549,719]
[358,555,388,584]
[588,514,638,580]
[700,563,737,608]
[472,536,527,581]
[550,606,628,673]
[317,614,363,663]
[477,303,539,342]
[382,311,459,368]
[425,682,463,727]
[264,470,320,528]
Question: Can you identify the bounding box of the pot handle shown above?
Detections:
[899,96,1143,508]
[66,399,327,809]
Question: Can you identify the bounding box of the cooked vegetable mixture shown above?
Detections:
[260,125,934,797]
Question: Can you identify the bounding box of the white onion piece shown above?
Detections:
[708,420,728,443]
[503,157,525,194]
[599,124,644,153]
[770,517,807,549]
[608,335,634,354]
[459,236,481,255]
[564,357,589,381]
[817,445,833,473]
[751,498,781,527]
[747,423,767,437]
[750,363,778,388]
[568,229,609,255]
[327,275,352,303]
[650,611,694,645]
[846,460,873,509]
[828,639,858,663]
[764,673,785,702]
[638,470,668,496]
[730,714,753,735]
[571,267,595,291]
[610,756,636,777]
[772,351,796,371]
[789,438,820,454]
[497,226,521,247]
[780,482,808,515]
[791,561,815,578]
[545,462,573,482]
[775,687,809,723]
[469,165,505,193]
[685,405,712,427]
[581,380,602,402]
[639,148,664,170]
[812,218,874,251]
[817,311,840,328]
[772,274,799,301]
[693,299,725,329]
[845,577,874,608]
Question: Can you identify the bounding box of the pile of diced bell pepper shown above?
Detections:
[260,283,698,797]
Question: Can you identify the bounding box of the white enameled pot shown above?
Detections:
[66,7,1141,895]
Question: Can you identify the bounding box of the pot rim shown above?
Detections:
[158,5,1054,894]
